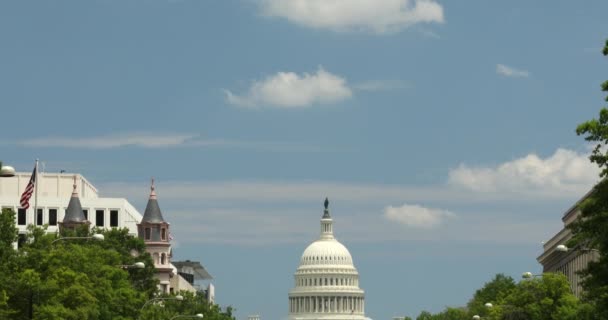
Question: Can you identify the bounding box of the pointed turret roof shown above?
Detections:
[63,175,87,223]
[141,178,166,224]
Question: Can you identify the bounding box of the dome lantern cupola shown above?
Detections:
[320,197,334,240]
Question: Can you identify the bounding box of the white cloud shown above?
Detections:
[257,0,444,34]
[448,148,599,196]
[20,133,199,149]
[224,67,352,108]
[100,180,491,206]
[353,80,411,91]
[496,64,530,78]
[384,203,455,228]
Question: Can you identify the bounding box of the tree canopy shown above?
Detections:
[0,208,235,320]
[569,38,608,318]
[408,272,590,320]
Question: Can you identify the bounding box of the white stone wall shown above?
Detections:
[0,172,142,236]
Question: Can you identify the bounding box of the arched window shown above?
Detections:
[161,228,166,240]
[145,228,151,240]
[153,253,159,264]
[160,253,166,265]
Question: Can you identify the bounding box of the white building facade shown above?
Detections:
[0,171,213,296]
[0,172,142,242]
[288,199,366,320]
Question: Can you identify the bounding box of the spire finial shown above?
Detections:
[324,197,329,210]
[149,177,157,199]
[71,175,78,196]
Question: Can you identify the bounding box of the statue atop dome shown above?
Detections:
[322,197,331,219]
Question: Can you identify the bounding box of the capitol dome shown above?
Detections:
[299,240,354,268]
[288,199,366,320]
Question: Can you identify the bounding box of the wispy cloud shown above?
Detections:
[496,64,530,78]
[384,203,455,228]
[89,147,597,245]
[353,80,411,92]
[256,0,444,34]
[17,132,331,152]
[448,148,599,196]
[418,28,441,39]
[97,148,598,207]
[20,133,200,149]
[224,67,352,108]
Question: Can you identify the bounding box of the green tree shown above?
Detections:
[0,208,19,318]
[571,38,608,317]
[4,223,158,319]
[467,274,516,317]
[139,290,234,320]
[434,307,469,320]
[488,273,580,320]
[416,310,434,320]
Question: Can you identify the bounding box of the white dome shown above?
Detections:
[288,201,366,320]
[299,239,354,267]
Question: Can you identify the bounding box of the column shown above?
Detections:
[321,297,325,313]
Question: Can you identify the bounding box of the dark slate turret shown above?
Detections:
[63,176,87,223]
[137,178,173,292]
[137,178,171,244]
[141,178,166,223]
[59,175,90,233]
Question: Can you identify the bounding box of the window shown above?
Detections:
[36,209,43,225]
[17,234,27,249]
[161,228,166,240]
[95,210,104,226]
[48,209,57,226]
[18,209,26,225]
[161,253,166,265]
[110,210,118,227]
[145,228,151,240]
[83,209,88,220]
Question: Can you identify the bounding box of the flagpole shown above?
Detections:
[33,159,39,224]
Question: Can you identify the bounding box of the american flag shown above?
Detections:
[20,165,37,209]
[168,232,174,241]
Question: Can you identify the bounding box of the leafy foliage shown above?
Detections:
[0,208,235,319]
[467,274,516,317]
[409,273,591,320]
[570,38,608,318]
[139,290,235,320]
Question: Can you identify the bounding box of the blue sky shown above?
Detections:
[2,1,608,319]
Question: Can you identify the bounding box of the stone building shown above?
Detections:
[537,190,600,298]
[137,179,174,294]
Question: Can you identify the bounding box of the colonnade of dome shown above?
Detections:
[289,295,365,314]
